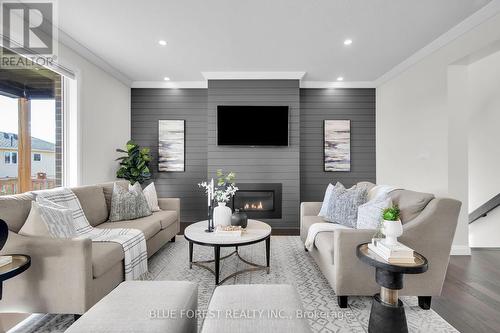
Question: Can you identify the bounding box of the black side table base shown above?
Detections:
[368,294,408,333]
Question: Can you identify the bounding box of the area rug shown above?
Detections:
[11,236,458,333]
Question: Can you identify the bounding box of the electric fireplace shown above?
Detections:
[232,183,282,219]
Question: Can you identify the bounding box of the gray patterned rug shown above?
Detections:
[11,236,458,333]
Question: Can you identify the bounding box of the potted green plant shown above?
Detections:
[381,205,402,246]
[115,140,152,185]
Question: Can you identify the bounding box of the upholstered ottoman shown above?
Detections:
[66,281,198,333]
[201,284,311,333]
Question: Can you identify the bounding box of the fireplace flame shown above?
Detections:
[244,201,263,210]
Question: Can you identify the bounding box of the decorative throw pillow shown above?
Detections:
[19,197,77,239]
[142,182,160,212]
[323,182,347,221]
[356,194,392,229]
[324,183,368,228]
[318,183,334,217]
[19,201,51,237]
[110,182,152,222]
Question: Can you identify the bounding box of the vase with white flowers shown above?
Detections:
[199,169,238,228]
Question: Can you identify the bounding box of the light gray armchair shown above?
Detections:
[300,183,461,309]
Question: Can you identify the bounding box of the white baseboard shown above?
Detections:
[450,245,471,255]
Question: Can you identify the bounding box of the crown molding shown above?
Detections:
[374,0,500,86]
[201,71,306,80]
[57,30,133,86]
[131,81,208,88]
[300,81,376,88]
[131,80,376,89]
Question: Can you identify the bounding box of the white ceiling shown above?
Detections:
[57,0,492,84]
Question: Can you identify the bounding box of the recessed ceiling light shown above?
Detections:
[343,39,353,46]
[337,76,344,81]
[164,77,170,81]
[158,40,167,46]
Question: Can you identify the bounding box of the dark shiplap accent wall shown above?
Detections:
[131,88,208,223]
[207,80,301,228]
[130,86,376,227]
[300,88,376,202]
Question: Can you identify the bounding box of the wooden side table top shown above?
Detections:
[0,254,31,282]
[356,243,428,274]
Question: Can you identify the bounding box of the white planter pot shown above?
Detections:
[382,220,403,246]
[213,202,232,227]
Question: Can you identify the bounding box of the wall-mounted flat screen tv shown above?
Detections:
[217,105,289,146]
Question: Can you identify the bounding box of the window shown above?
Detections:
[0,58,64,195]
[4,152,17,165]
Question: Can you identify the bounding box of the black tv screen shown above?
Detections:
[217,106,289,146]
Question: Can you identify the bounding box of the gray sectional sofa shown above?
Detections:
[300,181,461,309]
[0,180,180,315]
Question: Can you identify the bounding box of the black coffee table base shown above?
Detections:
[188,236,270,285]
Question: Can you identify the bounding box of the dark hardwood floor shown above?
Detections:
[434,248,500,333]
[178,224,498,332]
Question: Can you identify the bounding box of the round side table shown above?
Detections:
[356,243,428,333]
[0,254,31,299]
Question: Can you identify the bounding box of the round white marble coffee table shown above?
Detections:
[184,220,271,285]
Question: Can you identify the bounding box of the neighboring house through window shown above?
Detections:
[1,57,64,195]
[4,151,17,164]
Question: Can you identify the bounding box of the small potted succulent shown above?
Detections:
[381,205,402,246]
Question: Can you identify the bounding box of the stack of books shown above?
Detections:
[0,256,12,268]
[215,225,244,238]
[368,239,415,264]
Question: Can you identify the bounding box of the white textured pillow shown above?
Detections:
[356,195,392,229]
[143,182,160,212]
[318,183,334,217]
[19,197,77,238]
[19,201,51,237]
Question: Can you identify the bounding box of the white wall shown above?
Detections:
[468,50,500,247]
[376,11,500,254]
[58,45,131,185]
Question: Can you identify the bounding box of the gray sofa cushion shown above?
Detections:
[71,185,108,226]
[98,213,162,239]
[389,189,435,223]
[0,192,34,232]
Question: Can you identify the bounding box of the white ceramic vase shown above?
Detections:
[213,202,232,227]
[382,220,403,246]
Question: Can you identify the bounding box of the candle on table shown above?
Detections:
[210,178,214,203]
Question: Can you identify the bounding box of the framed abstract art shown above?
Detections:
[158,120,185,172]
[324,120,351,172]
